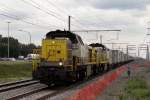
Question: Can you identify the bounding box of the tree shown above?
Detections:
[0,35,38,58]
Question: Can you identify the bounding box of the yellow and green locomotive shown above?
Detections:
[32,30,133,85]
[33,30,90,84]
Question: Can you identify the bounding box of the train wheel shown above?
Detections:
[81,70,86,80]
[99,64,102,72]
[84,71,88,79]
[98,64,102,73]
[101,64,105,72]
[32,71,36,80]
[76,71,80,81]
[93,65,97,75]
[106,64,110,71]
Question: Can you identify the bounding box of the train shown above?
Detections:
[32,30,133,86]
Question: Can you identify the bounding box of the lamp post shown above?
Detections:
[18,29,31,44]
[7,22,11,58]
[126,44,136,59]
[138,44,149,60]
[147,44,149,60]
[146,34,150,60]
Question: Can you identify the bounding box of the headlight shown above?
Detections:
[59,62,63,66]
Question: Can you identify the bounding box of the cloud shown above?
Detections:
[89,0,150,10]
[58,0,150,10]
[0,0,149,53]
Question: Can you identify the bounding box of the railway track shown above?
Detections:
[0,77,92,100]
[0,63,131,100]
[7,86,48,100]
[16,72,108,100]
[0,79,39,93]
[6,69,115,99]
[7,84,74,100]
[29,65,126,100]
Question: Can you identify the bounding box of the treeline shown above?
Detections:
[0,34,38,58]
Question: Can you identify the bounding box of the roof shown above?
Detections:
[89,43,106,49]
[46,30,78,43]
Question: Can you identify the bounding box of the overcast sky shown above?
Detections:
[0,0,150,57]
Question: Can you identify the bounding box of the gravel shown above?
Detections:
[0,83,47,100]
[20,89,56,100]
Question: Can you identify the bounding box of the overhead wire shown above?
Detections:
[44,0,87,30]
[0,12,63,30]
[29,0,85,30]
[0,0,110,31]
[45,0,69,16]
[28,0,68,28]
[71,16,88,29]
[0,3,65,29]
[30,0,64,18]
[21,0,67,24]
[47,0,97,29]
[23,0,85,30]
[41,0,112,28]
[52,1,110,29]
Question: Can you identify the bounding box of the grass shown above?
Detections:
[0,61,32,81]
[118,77,150,100]
[127,78,147,90]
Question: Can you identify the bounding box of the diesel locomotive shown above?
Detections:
[32,30,133,85]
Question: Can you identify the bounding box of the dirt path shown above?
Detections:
[95,60,150,100]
